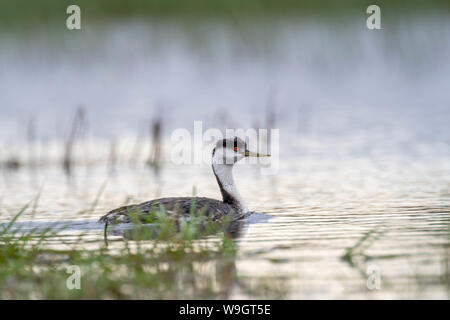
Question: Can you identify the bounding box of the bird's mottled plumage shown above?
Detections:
[99,196,242,224]
[99,137,268,225]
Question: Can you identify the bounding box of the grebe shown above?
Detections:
[99,137,270,225]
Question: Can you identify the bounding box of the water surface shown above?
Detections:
[1,15,450,299]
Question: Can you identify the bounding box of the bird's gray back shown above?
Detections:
[99,197,241,224]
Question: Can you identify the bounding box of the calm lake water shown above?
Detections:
[1,15,450,299]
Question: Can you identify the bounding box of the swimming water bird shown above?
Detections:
[99,137,270,225]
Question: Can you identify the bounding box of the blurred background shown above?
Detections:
[1,1,449,161]
[1,0,450,299]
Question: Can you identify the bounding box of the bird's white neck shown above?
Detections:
[212,155,248,214]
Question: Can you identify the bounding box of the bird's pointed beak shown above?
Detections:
[243,150,271,157]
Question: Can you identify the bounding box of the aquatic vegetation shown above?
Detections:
[0,199,287,299]
[343,228,386,266]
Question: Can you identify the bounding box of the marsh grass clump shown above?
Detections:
[0,200,243,299]
[63,107,86,177]
[0,195,287,299]
[341,226,387,283]
[0,228,238,298]
[146,117,162,173]
[343,227,386,265]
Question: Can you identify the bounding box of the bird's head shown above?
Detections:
[212,137,270,165]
